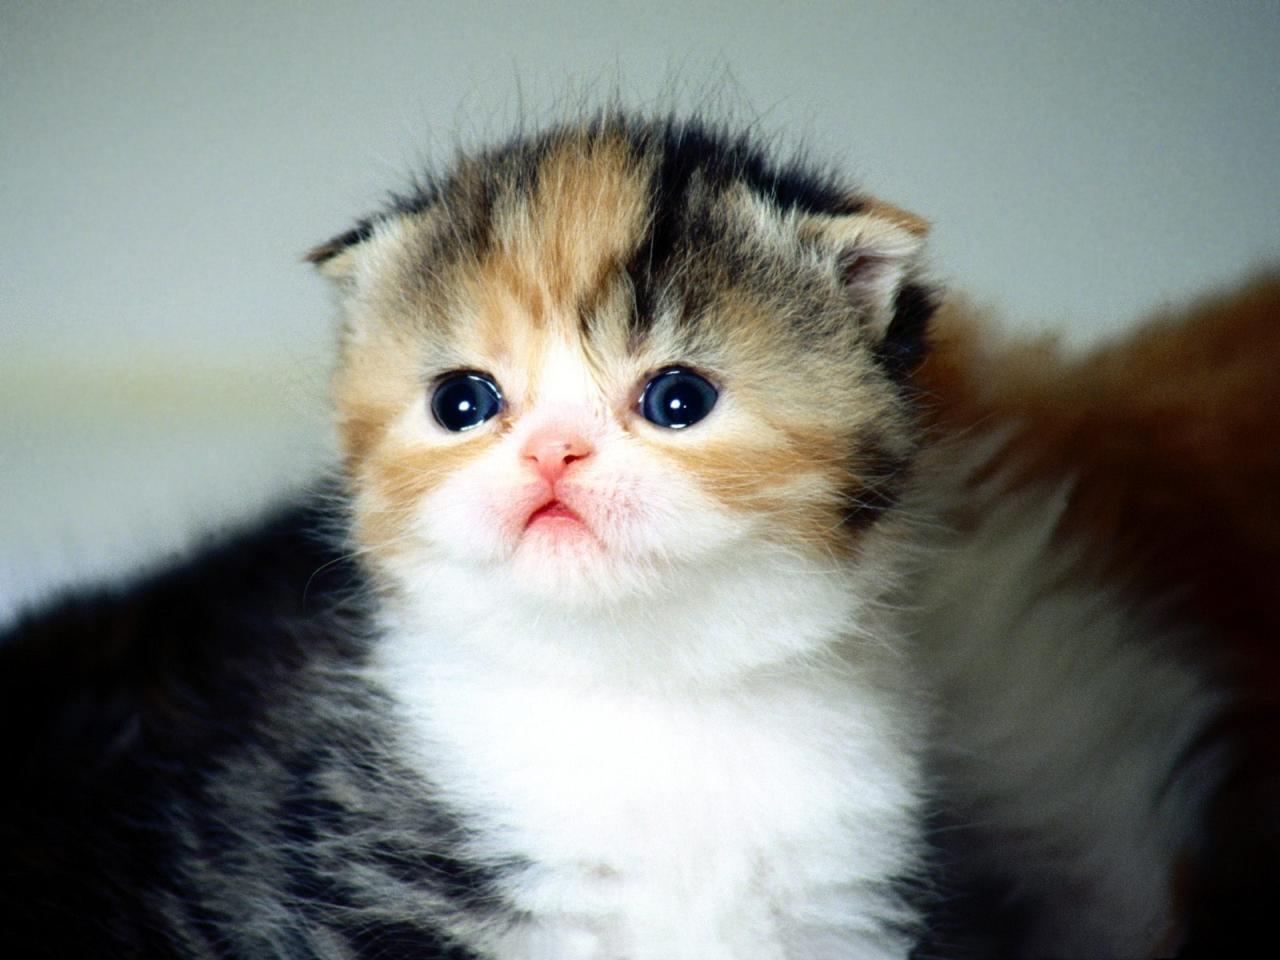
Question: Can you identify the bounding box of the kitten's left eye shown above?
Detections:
[431,372,503,432]
[639,368,718,430]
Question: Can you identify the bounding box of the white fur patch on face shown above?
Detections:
[398,339,747,608]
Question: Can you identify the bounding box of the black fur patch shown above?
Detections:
[306,219,379,265]
[619,116,864,333]
[875,282,939,383]
[337,921,478,960]
[841,437,912,532]
[0,491,501,958]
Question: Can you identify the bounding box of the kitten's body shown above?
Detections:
[378,519,927,960]
[1,116,1272,958]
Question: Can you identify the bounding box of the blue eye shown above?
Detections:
[431,373,503,432]
[639,368,718,429]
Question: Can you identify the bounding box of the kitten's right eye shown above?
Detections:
[431,373,503,432]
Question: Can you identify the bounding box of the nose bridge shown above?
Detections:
[517,336,606,482]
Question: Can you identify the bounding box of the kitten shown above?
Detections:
[319,118,941,959]
[1,114,1267,959]
[1,116,939,959]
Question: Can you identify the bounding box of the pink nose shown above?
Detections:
[522,428,594,484]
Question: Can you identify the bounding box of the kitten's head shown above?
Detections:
[312,117,935,670]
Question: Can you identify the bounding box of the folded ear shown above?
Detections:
[801,198,937,378]
[803,201,927,323]
[304,220,378,285]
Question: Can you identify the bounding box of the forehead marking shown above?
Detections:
[466,134,650,346]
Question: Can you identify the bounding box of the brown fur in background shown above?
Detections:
[914,274,1280,952]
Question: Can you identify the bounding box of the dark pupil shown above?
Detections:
[432,374,501,431]
[641,370,717,429]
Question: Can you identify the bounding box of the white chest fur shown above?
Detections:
[377,635,924,960]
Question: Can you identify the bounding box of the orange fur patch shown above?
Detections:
[860,196,931,237]
[333,324,426,469]
[462,133,650,348]
[356,431,501,562]
[916,275,1280,685]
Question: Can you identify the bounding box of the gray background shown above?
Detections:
[3,1,1278,618]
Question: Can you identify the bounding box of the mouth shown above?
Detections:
[525,498,585,529]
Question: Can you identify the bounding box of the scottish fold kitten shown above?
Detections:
[1,114,1259,958]
[2,116,937,959]
[321,118,939,959]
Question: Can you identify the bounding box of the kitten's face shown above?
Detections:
[317,124,931,617]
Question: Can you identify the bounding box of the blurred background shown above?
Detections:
[2,1,1278,619]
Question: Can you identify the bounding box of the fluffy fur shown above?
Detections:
[321,117,937,958]
[1,114,1271,959]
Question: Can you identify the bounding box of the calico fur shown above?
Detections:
[321,116,936,958]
